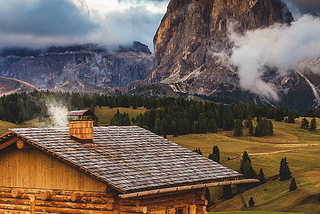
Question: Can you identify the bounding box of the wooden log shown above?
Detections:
[11,189,24,198]
[119,199,140,207]
[16,139,33,149]
[0,197,30,205]
[29,195,35,214]
[34,200,113,210]
[0,203,30,211]
[39,191,53,201]
[0,209,32,214]
[195,200,208,205]
[119,206,147,214]
[80,196,115,204]
[34,206,112,213]
[139,193,195,205]
[0,137,18,150]
[71,193,83,202]
[0,187,12,193]
[196,205,206,212]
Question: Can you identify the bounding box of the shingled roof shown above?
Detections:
[6,126,242,193]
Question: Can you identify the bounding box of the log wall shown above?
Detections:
[118,188,208,214]
[0,145,103,191]
[0,187,118,213]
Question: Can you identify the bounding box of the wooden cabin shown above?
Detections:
[0,110,257,213]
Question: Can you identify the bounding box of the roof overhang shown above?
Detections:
[118,178,260,199]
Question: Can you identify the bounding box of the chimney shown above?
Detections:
[67,110,95,143]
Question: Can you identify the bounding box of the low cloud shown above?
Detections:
[0,0,98,37]
[228,15,320,100]
[0,0,168,51]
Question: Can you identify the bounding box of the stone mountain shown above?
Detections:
[144,0,320,111]
[0,42,154,91]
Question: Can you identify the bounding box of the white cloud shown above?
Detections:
[228,15,320,100]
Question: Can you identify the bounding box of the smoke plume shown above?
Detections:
[228,15,320,100]
[46,100,69,127]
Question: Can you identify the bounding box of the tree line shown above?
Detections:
[0,91,317,131]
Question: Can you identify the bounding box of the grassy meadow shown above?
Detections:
[0,107,320,213]
[168,117,320,213]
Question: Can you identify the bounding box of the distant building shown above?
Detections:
[0,110,257,213]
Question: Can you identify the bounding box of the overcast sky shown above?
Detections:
[0,0,318,51]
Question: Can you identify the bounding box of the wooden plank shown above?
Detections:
[0,137,18,150]
[0,146,105,191]
[119,206,147,214]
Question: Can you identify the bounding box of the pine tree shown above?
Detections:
[259,168,266,184]
[254,125,260,137]
[209,119,218,133]
[248,197,255,207]
[310,118,317,131]
[240,151,251,174]
[249,121,254,135]
[279,157,292,181]
[288,111,295,123]
[209,146,220,163]
[289,177,297,191]
[222,185,233,199]
[223,109,234,131]
[300,118,309,129]
[268,120,274,136]
[234,119,243,137]
[243,160,256,178]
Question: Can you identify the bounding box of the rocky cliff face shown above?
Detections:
[151,0,293,95]
[0,42,154,90]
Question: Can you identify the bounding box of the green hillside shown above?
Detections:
[1,106,319,213]
[168,117,320,213]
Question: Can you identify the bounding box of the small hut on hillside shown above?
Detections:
[0,110,257,213]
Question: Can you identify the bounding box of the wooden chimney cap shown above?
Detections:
[67,110,94,117]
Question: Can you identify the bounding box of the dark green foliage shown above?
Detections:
[259,168,266,184]
[254,118,273,137]
[300,118,309,129]
[310,118,317,131]
[240,151,251,174]
[268,120,273,136]
[243,160,256,178]
[248,197,255,207]
[275,107,284,121]
[279,157,292,181]
[110,110,131,126]
[234,119,243,137]
[288,111,295,123]
[289,177,297,191]
[205,187,210,202]
[222,185,233,199]
[223,109,234,131]
[208,119,218,133]
[193,148,202,155]
[244,116,252,128]
[209,146,220,163]
[248,121,254,135]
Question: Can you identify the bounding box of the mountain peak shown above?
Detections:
[151,0,293,89]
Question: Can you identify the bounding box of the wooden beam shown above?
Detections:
[119,206,147,214]
[118,179,259,199]
[0,137,18,150]
[39,191,53,201]
[11,189,24,198]
[16,139,33,149]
